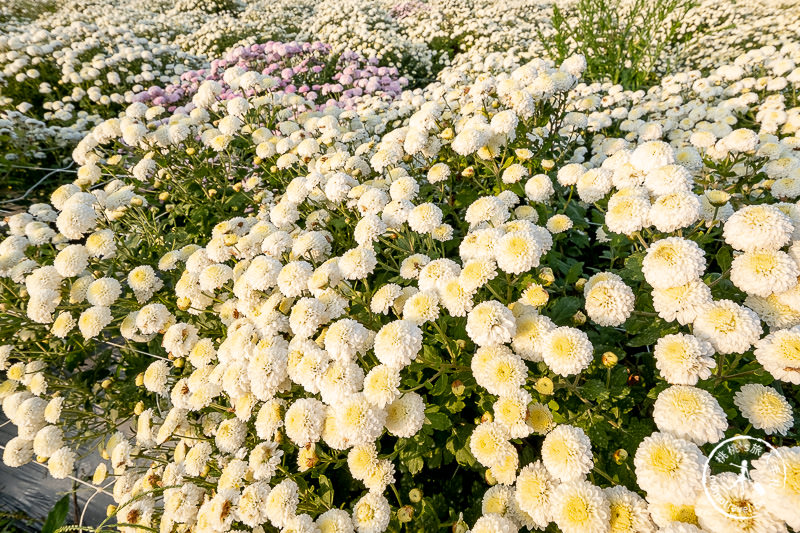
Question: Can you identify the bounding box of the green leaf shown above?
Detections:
[564,261,584,285]
[548,296,582,325]
[43,495,70,533]
[620,252,645,282]
[426,411,453,430]
[406,456,425,475]
[318,474,334,508]
[582,379,609,401]
[716,247,733,272]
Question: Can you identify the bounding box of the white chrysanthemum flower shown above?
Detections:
[265,479,299,529]
[751,446,800,530]
[363,365,401,408]
[511,312,555,362]
[352,492,390,533]
[630,141,675,173]
[78,306,112,339]
[370,284,402,315]
[215,417,246,454]
[653,385,727,445]
[384,392,425,438]
[128,265,163,303]
[354,214,387,247]
[696,472,783,533]
[541,424,593,482]
[466,196,509,227]
[654,334,716,385]
[471,514,517,533]
[557,163,585,186]
[373,320,422,368]
[143,360,170,395]
[733,384,793,435]
[85,229,116,259]
[642,237,706,290]
[648,191,701,232]
[427,163,450,184]
[86,277,122,307]
[402,290,440,324]
[285,398,326,447]
[723,204,793,252]
[541,326,594,376]
[339,247,377,280]
[604,485,655,533]
[605,189,650,235]
[54,244,89,277]
[652,280,712,325]
[471,345,528,396]
[407,203,443,234]
[33,425,63,458]
[316,508,354,533]
[634,432,705,505]
[551,480,610,533]
[584,278,635,326]
[730,249,798,297]
[502,163,527,184]
[644,165,692,196]
[460,260,498,292]
[289,297,329,339]
[576,168,613,203]
[693,299,762,354]
[47,447,76,479]
[466,301,516,347]
[325,318,371,362]
[51,312,76,338]
[546,214,573,234]
[514,460,556,529]
[335,393,386,447]
[524,173,555,203]
[493,389,533,438]
[755,325,800,384]
[277,261,313,297]
[470,421,513,468]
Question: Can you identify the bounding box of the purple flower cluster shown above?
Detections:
[389,0,429,19]
[133,41,408,112]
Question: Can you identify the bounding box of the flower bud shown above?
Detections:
[602,352,618,368]
[186,147,195,156]
[538,267,555,286]
[135,373,144,387]
[440,127,454,140]
[93,463,108,484]
[298,445,319,471]
[130,196,143,207]
[134,401,144,415]
[452,515,469,533]
[158,192,169,202]
[480,412,493,423]
[451,380,465,396]
[535,377,554,396]
[575,278,587,291]
[207,189,217,198]
[101,379,112,389]
[232,183,243,192]
[107,505,117,517]
[613,449,628,464]
[409,488,423,503]
[572,310,587,326]
[397,505,414,523]
[461,166,475,178]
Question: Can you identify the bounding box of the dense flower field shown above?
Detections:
[2,0,800,532]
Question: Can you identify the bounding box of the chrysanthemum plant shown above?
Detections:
[2,44,800,533]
